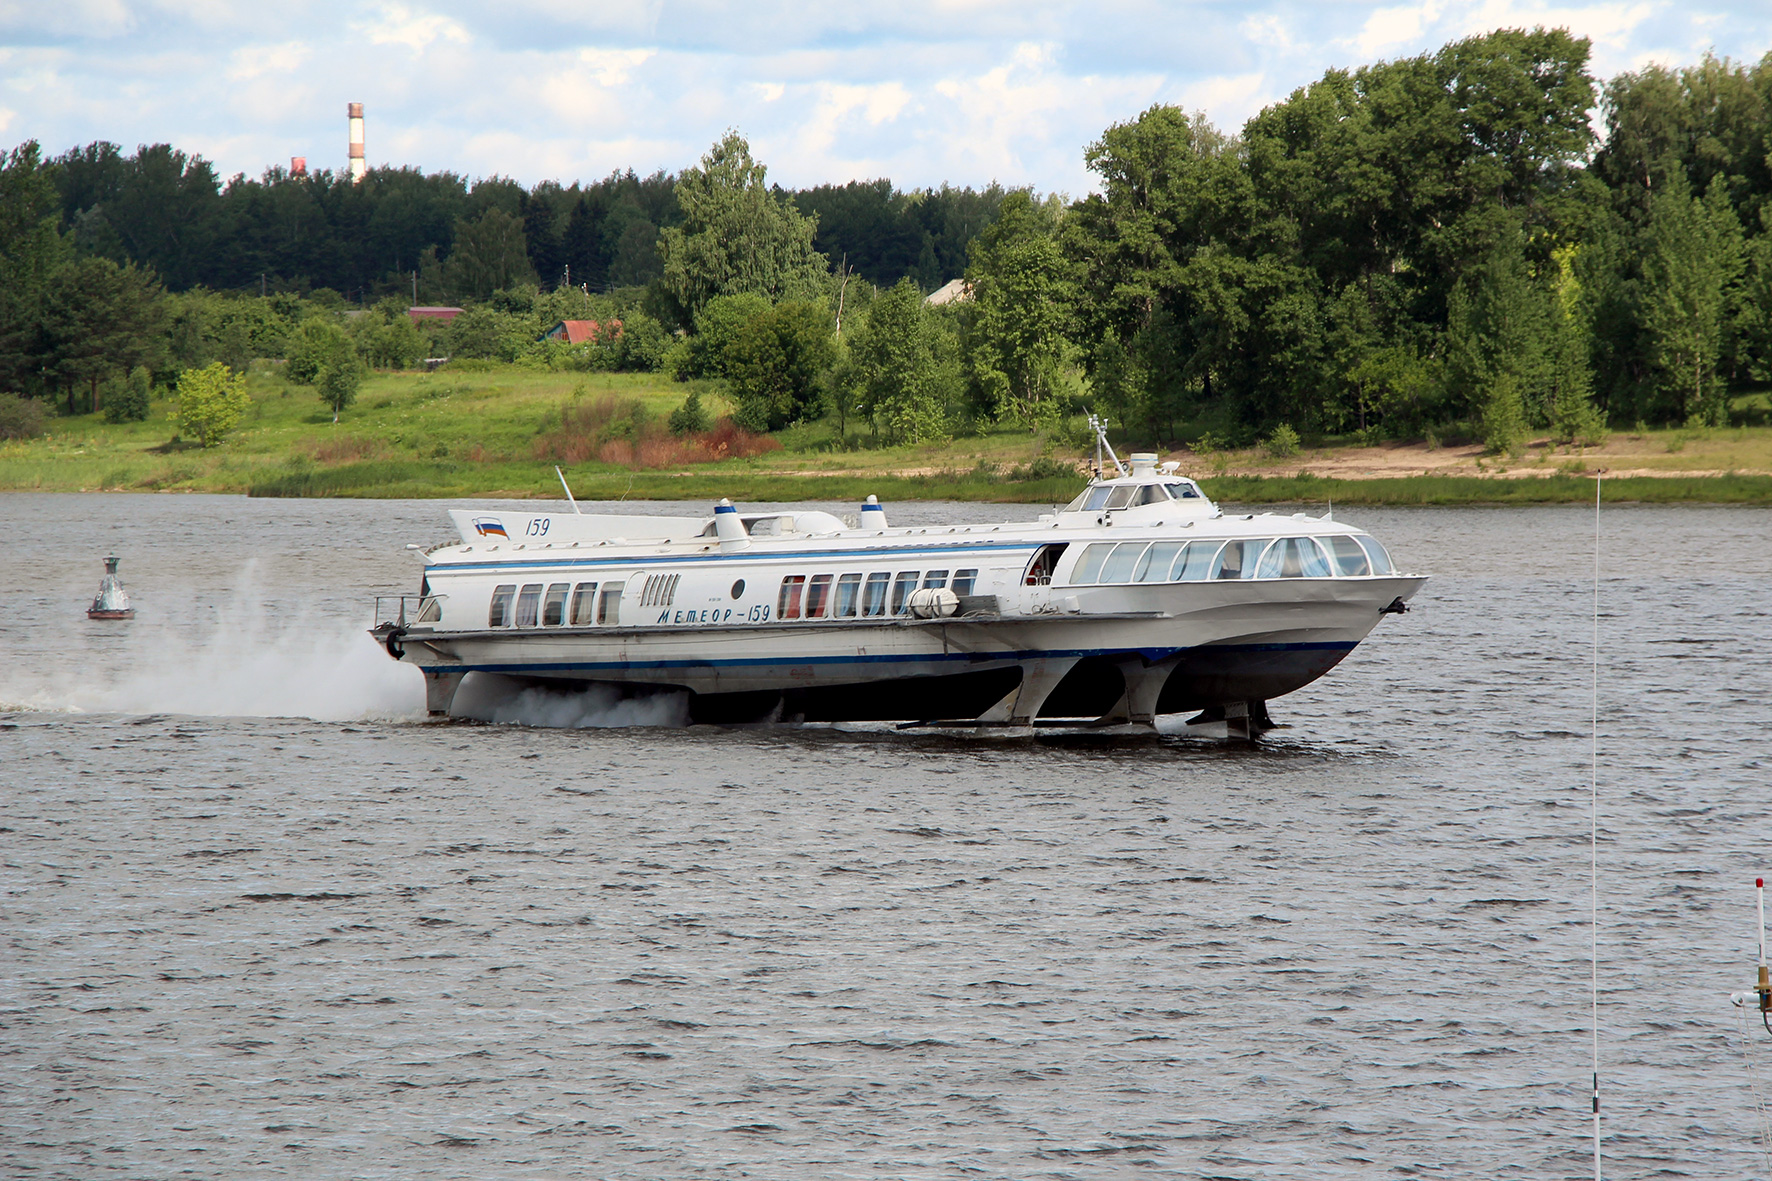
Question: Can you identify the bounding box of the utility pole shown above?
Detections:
[834,253,850,340]
[260,273,266,298]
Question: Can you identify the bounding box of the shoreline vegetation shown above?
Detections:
[3,366,1769,506]
[9,35,1772,508]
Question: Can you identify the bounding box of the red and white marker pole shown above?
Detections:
[1758,878,1769,1013]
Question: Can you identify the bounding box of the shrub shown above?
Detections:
[286,319,355,385]
[175,363,250,447]
[0,392,47,440]
[1263,422,1301,459]
[1009,456,1079,481]
[1480,375,1527,458]
[104,366,152,424]
[668,390,711,436]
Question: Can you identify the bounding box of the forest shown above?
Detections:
[2,27,1771,457]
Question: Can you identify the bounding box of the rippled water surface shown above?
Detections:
[3,492,1770,1179]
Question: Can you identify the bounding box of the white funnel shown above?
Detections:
[859,495,887,532]
[714,499,750,551]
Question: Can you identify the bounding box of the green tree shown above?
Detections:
[964,192,1074,428]
[726,300,835,431]
[0,141,68,396]
[318,355,367,423]
[844,278,951,443]
[1445,229,1555,430]
[39,255,166,413]
[657,132,828,326]
[175,362,249,446]
[442,208,537,301]
[1641,172,1744,425]
[285,318,355,385]
[681,292,771,379]
[353,298,427,369]
[1546,246,1606,444]
[667,389,710,435]
[103,365,152,424]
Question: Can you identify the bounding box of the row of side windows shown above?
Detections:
[1069,535,1393,585]
[489,580,624,627]
[776,568,978,620]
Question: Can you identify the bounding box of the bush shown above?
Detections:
[0,392,47,440]
[668,390,711,436]
[1264,422,1301,459]
[286,319,355,385]
[1480,375,1527,458]
[104,366,152,424]
[1008,456,1079,481]
[175,363,250,447]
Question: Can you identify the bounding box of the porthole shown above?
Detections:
[731,579,745,598]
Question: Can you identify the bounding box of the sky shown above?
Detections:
[2,1,1770,196]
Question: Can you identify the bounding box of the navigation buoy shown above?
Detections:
[87,555,134,620]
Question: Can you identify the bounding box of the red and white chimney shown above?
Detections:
[348,102,365,183]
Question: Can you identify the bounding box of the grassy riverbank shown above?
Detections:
[4,365,1771,504]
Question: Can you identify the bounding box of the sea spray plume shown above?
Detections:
[0,564,424,720]
[450,674,690,729]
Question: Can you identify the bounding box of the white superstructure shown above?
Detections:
[371,453,1426,731]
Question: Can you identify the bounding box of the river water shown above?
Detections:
[2,492,1769,1179]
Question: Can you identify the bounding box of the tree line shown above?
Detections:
[4,28,1771,453]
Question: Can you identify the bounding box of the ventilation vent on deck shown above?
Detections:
[639,573,680,608]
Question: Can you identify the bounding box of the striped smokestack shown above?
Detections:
[348,102,365,183]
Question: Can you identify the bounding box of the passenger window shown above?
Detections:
[1356,536,1395,574]
[1327,536,1370,576]
[1298,538,1332,577]
[777,575,806,620]
[1100,542,1147,583]
[889,572,920,615]
[922,570,949,589]
[805,574,833,618]
[515,583,543,627]
[489,584,516,627]
[1256,539,1303,578]
[1210,540,1267,580]
[1083,485,1114,511]
[1105,484,1138,510]
[1135,542,1183,582]
[1071,542,1114,584]
[952,568,978,596]
[570,581,598,624]
[597,581,623,625]
[833,572,862,617]
[542,582,570,625]
[1171,541,1220,580]
[861,572,890,616]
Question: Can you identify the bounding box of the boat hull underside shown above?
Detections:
[526,640,1357,725]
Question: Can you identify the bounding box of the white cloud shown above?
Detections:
[225,41,309,82]
[0,106,15,136]
[355,3,470,53]
[577,46,656,87]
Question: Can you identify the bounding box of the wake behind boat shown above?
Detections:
[371,440,1426,732]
